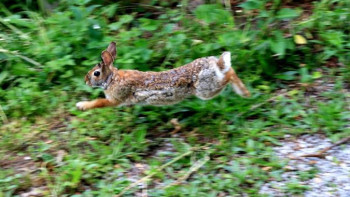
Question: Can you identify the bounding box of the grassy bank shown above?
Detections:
[1,0,349,196]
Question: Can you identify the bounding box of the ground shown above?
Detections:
[260,134,350,196]
[1,0,350,196]
[1,67,350,196]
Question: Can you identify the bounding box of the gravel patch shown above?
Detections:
[260,134,350,197]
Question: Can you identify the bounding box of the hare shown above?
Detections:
[76,42,250,110]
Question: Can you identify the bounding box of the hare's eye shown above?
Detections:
[94,71,100,77]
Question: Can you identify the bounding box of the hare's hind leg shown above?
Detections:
[224,68,250,97]
[76,99,120,110]
[194,74,225,100]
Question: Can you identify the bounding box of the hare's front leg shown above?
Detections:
[76,99,119,110]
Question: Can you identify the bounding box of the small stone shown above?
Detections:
[56,150,66,163]
[314,177,323,183]
[325,156,334,161]
[343,185,350,190]
[339,163,348,169]
[259,134,350,196]
[280,149,291,154]
[20,189,43,197]
[336,175,349,182]
[135,163,146,171]
[309,160,317,165]
[299,142,307,148]
[284,165,296,171]
[262,166,272,171]
[296,163,311,170]
[45,140,53,144]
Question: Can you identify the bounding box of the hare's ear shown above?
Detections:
[106,42,117,60]
[101,51,114,67]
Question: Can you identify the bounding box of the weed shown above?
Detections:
[0,0,349,196]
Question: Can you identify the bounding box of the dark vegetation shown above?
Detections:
[0,0,349,196]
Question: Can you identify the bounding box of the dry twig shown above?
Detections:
[115,146,207,197]
[234,91,290,119]
[170,118,181,134]
[161,154,210,189]
[0,48,43,67]
[0,103,8,124]
[291,136,350,159]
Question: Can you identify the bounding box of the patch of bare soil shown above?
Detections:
[0,155,37,173]
[0,113,73,196]
[0,154,47,196]
[260,71,350,196]
[260,134,350,197]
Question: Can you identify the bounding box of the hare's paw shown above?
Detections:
[76,101,91,111]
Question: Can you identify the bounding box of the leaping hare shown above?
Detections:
[76,42,250,110]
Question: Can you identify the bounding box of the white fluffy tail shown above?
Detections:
[218,51,251,97]
[218,51,231,73]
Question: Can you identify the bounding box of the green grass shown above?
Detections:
[1,0,350,196]
[1,74,350,196]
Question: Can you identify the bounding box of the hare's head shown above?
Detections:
[85,42,117,89]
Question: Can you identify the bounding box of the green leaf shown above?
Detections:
[166,34,187,49]
[321,30,344,48]
[0,71,9,85]
[70,6,84,20]
[276,71,298,80]
[109,15,134,30]
[72,0,91,6]
[300,67,311,83]
[269,31,287,56]
[270,39,286,56]
[217,31,250,46]
[312,71,322,79]
[194,4,234,26]
[102,4,118,18]
[46,55,75,71]
[139,18,161,31]
[4,15,36,28]
[276,8,301,20]
[120,15,134,24]
[294,35,307,44]
[239,0,263,10]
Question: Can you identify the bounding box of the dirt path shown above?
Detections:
[260,134,350,196]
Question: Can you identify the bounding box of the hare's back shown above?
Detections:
[123,57,212,89]
[120,56,221,105]
[128,65,199,105]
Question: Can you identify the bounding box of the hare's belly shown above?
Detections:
[131,87,193,105]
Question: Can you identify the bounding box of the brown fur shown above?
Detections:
[76,42,250,110]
